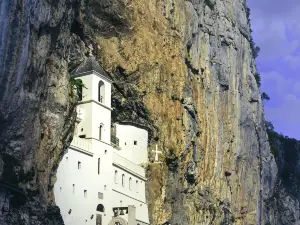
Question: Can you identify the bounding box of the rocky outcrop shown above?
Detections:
[0,1,78,224]
[0,0,281,224]
[264,130,300,225]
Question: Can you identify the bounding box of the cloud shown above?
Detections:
[248,0,300,139]
[284,54,300,69]
[248,0,300,61]
[265,94,300,138]
[261,71,300,138]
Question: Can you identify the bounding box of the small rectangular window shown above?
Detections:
[136,180,139,193]
[73,184,75,194]
[98,158,101,175]
[84,190,87,198]
[98,192,103,199]
[134,141,137,145]
[78,161,81,169]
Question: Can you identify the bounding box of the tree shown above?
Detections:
[265,121,274,131]
[261,92,270,101]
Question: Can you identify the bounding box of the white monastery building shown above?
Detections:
[54,57,150,225]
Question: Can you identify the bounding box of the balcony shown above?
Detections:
[111,135,120,147]
[70,136,93,154]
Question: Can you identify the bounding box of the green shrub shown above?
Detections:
[254,73,261,87]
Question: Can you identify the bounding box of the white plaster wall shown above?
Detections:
[91,103,111,143]
[54,141,116,225]
[76,101,111,143]
[77,103,93,138]
[116,125,148,165]
[77,75,93,102]
[92,74,112,108]
[112,165,147,203]
[55,74,150,225]
[75,73,112,143]
[111,190,149,224]
[76,72,111,108]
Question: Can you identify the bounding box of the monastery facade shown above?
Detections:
[54,57,150,225]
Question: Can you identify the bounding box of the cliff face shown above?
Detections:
[0,0,279,225]
[264,129,300,225]
[0,0,78,223]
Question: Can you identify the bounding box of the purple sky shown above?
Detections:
[248,0,300,139]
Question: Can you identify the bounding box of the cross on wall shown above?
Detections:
[151,145,162,163]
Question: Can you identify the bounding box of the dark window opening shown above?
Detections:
[96,204,105,213]
[98,81,105,103]
[98,158,101,174]
[134,141,137,145]
[99,125,103,140]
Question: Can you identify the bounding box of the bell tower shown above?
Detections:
[71,56,112,143]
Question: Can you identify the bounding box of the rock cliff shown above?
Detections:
[0,0,282,224]
[264,127,300,225]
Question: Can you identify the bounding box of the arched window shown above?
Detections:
[98,81,105,103]
[114,170,118,184]
[122,174,125,187]
[77,79,83,101]
[129,177,132,190]
[99,124,103,140]
[96,204,105,213]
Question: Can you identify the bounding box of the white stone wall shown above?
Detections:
[91,74,112,108]
[75,73,112,143]
[112,166,149,224]
[116,124,148,165]
[55,71,149,225]
[54,141,115,225]
[54,139,150,225]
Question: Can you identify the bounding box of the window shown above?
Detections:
[96,204,105,213]
[98,192,103,199]
[105,150,107,154]
[98,158,101,175]
[104,185,107,190]
[134,140,137,145]
[66,157,68,161]
[99,124,103,141]
[60,187,62,191]
[114,170,118,184]
[129,177,132,190]
[77,79,83,101]
[73,184,75,194]
[122,174,125,187]
[98,81,105,103]
[136,180,139,193]
[78,161,81,169]
[84,190,87,198]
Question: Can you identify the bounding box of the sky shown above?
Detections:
[247,0,300,139]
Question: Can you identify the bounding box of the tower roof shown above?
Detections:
[71,56,111,81]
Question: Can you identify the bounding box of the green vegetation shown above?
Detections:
[261,92,270,101]
[69,76,86,99]
[267,121,300,192]
[254,73,261,87]
[70,77,86,91]
[246,7,260,59]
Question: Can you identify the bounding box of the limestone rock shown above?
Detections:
[0,0,286,224]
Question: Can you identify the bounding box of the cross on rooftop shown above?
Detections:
[151,145,162,163]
